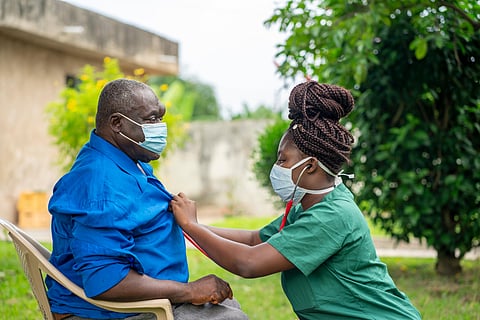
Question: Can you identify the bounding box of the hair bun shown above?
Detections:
[288,81,354,122]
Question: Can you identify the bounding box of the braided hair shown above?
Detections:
[288,81,355,175]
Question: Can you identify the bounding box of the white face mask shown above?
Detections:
[269,157,337,205]
[118,113,167,155]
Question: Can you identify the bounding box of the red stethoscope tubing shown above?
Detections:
[279,164,310,231]
[182,164,302,255]
[183,164,348,254]
[183,231,209,257]
[279,199,294,231]
[183,200,293,256]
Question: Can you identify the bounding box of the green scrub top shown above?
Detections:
[259,183,421,320]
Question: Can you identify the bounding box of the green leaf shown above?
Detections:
[415,39,428,60]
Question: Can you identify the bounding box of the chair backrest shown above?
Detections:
[0,218,173,320]
[0,218,54,319]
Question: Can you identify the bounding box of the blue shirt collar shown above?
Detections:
[89,130,140,172]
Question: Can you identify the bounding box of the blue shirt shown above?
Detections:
[46,131,188,319]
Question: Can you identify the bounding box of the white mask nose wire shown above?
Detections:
[291,164,310,202]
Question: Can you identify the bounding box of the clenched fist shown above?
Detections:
[188,274,233,305]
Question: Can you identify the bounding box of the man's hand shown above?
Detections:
[170,192,198,228]
[188,274,233,305]
[94,270,234,305]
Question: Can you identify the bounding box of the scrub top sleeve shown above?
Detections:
[266,207,348,276]
[259,215,283,242]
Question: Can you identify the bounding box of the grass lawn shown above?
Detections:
[1,216,479,319]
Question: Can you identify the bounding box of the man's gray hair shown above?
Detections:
[96,79,152,129]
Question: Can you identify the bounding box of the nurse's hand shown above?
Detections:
[170,192,198,228]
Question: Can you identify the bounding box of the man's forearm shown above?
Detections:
[94,270,234,305]
[94,269,192,303]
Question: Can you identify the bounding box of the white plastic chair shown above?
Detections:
[0,218,174,320]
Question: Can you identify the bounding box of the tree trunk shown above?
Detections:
[436,250,462,276]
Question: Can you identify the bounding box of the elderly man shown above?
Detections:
[47,79,248,320]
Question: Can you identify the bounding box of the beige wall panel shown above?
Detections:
[0,34,100,222]
[159,120,278,220]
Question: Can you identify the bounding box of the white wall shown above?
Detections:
[159,120,278,222]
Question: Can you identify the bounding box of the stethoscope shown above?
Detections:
[279,163,311,231]
[183,231,209,257]
[182,164,311,257]
[183,163,351,255]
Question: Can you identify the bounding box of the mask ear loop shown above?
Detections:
[279,164,311,231]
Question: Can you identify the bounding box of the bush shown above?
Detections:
[46,57,189,172]
[251,118,290,205]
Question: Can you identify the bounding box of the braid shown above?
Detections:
[288,81,355,174]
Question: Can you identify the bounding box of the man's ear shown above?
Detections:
[109,113,122,133]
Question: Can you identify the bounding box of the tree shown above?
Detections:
[150,76,221,121]
[265,0,480,275]
[46,57,189,172]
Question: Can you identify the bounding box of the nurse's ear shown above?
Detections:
[305,158,330,179]
[304,158,316,173]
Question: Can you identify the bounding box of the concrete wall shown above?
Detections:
[0,0,179,74]
[0,0,278,224]
[0,0,180,222]
[1,113,278,223]
[159,120,278,221]
[1,33,73,221]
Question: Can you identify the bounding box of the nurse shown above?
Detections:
[171,80,422,320]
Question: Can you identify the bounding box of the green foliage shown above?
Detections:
[2,233,480,319]
[230,103,282,120]
[353,8,480,266]
[266,0,480,88]
[46,62,111,171]
[266,0,480,273]
[46,58,189,172]
[251,118,290,205]
[150,76,221,121]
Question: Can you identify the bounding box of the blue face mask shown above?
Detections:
[118,113,167,155]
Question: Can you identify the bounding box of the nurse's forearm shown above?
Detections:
[205,225,262,246]
[182,223,291,278]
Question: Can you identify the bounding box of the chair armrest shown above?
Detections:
[87,298,174,320]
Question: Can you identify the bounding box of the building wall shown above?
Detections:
[0,0,278,224]
[0,0,179,75]
[0,0,180,222]
[159,120,278,220]
[0,33,102,221]
[0,39,278,222]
